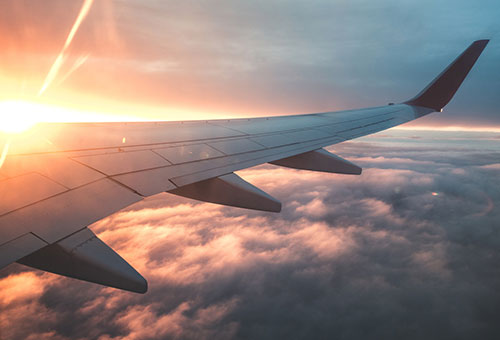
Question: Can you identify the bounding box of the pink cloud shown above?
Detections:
[1,137,498,339]
[480,163,500,170]
[105,299,239,340]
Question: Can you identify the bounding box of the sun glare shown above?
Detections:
[0,100,143,134]
[0,101,41,133]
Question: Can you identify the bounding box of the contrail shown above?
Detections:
[38,0,94,96]
[55,54,90,87]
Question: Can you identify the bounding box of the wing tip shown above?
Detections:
[404,39,489,111]
[133,276,149,294]
[472,39,490,51]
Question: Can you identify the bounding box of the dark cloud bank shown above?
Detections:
[1,129,500,340]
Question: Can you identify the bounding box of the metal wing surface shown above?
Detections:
[0,40,489,293]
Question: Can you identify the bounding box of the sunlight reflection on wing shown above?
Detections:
[0,100,140,134]
[0,139,10,168]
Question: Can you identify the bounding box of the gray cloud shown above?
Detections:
[1,129,500,340]
[113,0,500,121]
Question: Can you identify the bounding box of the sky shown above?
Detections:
[0,0,499,126]
[1,129,500,339]
[1,1,500,339]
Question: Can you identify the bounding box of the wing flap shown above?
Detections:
[73,150,170,176]
[0,233,48,270]
[169,135,345,187]
[17,228,147,293]
[208,138,264,155]
[0,173,67,216]
[155,144,224,164]
[0,154,105,189]
[0,178,142,245]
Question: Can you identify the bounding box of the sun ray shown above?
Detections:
[38,0,94,96]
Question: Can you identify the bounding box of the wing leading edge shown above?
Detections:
[0,40,489,293]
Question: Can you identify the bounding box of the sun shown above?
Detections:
[0,101,42,133]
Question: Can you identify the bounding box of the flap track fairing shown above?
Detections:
[168,173,281,212]
[270,148,361,175]
[17,228,147,293]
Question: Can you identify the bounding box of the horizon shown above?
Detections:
[0,1,499,128]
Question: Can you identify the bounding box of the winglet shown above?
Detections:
[404,39,489,111]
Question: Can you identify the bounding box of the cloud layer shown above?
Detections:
[1,129,499,340]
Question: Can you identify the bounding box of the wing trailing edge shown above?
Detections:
[404,39,489,111]
[168,172,281,212]
[270,148,362,175]
[17,228,147,293]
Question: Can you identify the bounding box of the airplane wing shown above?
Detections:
[0,40,489,293]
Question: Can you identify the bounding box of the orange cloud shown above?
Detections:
[0,272,51,305]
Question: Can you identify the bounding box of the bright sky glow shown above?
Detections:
[0,100,140,133]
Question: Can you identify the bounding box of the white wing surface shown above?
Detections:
[0,40,489,293]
